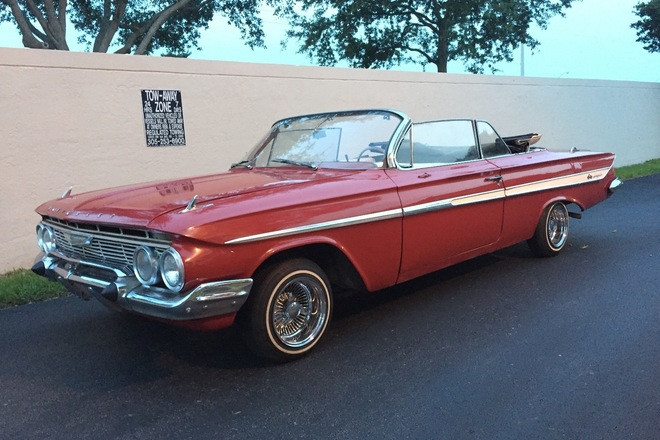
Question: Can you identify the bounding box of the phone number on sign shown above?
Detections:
[147,137,186,146]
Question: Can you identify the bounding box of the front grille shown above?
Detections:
[43,217,171,267]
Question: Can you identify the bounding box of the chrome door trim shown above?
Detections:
[224,167,612,245]
[224,208,404,245]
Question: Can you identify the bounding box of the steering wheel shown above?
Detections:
[356,146,386,162]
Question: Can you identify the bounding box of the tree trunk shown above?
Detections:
[435,35,449,72]
[435,52,448,72]
[434,10,450,73]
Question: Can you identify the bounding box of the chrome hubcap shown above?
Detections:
[547,204,569,249]
[271,273,328,348]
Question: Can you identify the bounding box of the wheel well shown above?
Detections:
[253,244,366,292]
[565,201,585,212]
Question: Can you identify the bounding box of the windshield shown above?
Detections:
[248,110,403,169]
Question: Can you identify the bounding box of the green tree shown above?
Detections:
[632,0,660,53]
[286,0,578,73]
[0,0,279,55]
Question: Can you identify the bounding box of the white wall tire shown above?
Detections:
[241,258,332,362]
[528,202,570,257]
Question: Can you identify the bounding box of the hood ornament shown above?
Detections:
[61,186,73,198]
[180,194,199,213]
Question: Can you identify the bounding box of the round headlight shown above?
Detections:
[159,248,185,292]
[36,224,45,251]
[40,226,57,254]
[133,246,159,285]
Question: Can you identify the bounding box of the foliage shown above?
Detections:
[615,158,660,181]
[285,0,578,73]
[0,269,66,308]
[632,0,660,53]
[0,0,282,55]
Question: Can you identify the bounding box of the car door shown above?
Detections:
[386,120,505,283]
[477,120,576,248]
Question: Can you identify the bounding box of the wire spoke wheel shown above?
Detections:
[528,202,570,257]
[270,272,328,348]
[547,203,569,249]
[242,258,333,361]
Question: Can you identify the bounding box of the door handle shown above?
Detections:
[485,176,503,182]
[418,172,431,179]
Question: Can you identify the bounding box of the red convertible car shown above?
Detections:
[32,109,620,361]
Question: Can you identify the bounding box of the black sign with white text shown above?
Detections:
[141,89,186,147]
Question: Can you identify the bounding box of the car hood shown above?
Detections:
[36,169,342,228]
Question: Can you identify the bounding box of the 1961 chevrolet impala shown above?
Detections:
[32,109,621,361]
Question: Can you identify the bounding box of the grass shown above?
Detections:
[615,158,660,181]
[1,158,658,309]
[0,269,67,309]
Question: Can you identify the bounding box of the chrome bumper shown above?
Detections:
[33,252,252,321]
[609,177,622,193]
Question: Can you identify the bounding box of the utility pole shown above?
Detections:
[521,44,525,76]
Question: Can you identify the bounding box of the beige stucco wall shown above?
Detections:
[1,47,659,273]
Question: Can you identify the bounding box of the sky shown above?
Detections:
[1,0,658,83]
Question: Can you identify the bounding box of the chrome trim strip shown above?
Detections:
[403,188,506,216]
[452,188,506,206]
[225,208,403,245]
[403,198,452,216]
[224,167,612,245]
[504,166,611,198]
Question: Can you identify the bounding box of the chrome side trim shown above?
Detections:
[403,188,506,216]
[224,167,612,245]
[504,167,612,198]
[225,208,403,245]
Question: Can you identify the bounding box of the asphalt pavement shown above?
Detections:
[1,174,658,440]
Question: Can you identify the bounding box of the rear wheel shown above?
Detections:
[528,202,570,257]
[241,258,332,362]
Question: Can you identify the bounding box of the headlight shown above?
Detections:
[133,246,159,285]
[36,224,44,250]
[37,224,56,254]
[159,248,185,292]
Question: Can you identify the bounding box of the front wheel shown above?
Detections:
[528,202,570,257]
[241,258,332,362]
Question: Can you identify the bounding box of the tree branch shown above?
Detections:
[24,0,50,37]
[42,0,57,23]
[134,0,194,55]
[1,0,48,48]
[58,0,66,31]
[115,21,150,54]
[41,0,68,49]
[27,19,54,45]
[400,4,439,34]
[93,0,112,52]
[95,0,128,52]
[403,45,435,64]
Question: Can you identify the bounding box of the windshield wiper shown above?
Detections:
[230,159,255,169]
[271,158,318,170]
